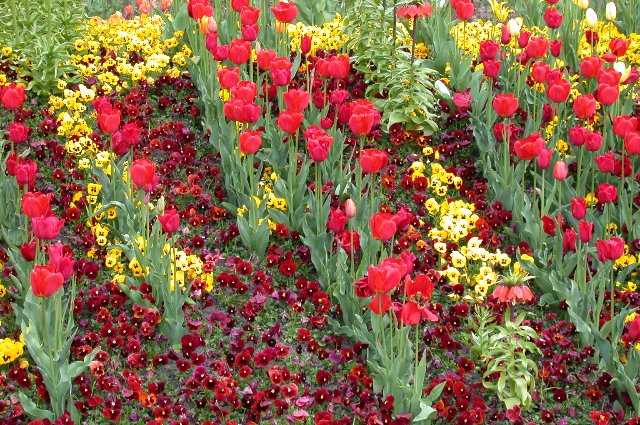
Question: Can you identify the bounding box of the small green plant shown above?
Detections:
[0,0,85,97]
[468,307,541,410]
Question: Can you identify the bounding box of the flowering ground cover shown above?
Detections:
[2,0,640,424]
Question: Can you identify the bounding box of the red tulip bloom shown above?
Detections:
[231,0,249,12]
[524,37,548,58]
[482,59,501,78]
[610,38,629,57]
[452,91,472,111]
[580,56,601,79]
[514,132,545,160]
[22,192,52,218]
[531,61,549,83]
[596,84,619,105]
[32,215,64,240]
[338,230,360,254]
[478,40,500,61]
[596,237,625,262]
[304,126,334,162]
[228,39,251,64]
[573,94,597,119]
[543,7,563,28]
[327,208,347,233]
[1,84,26,110]
[613,115,638,137]
[541,215,556,236]
[300,35,312,55]
[239,6,260,25]
[563,228,577,252]
[547,78,570,103]
[130,159,157,192]
[624,131,640,155]
[359,149,388,174]
[277,110,304,134]
[536,147,553,169]
[269,56,293,86]
[584,131,603,151]
[20,240,36,261]
[579,220,594,243]
[283,89,310,113]
[453,0,474,21]
[7,121,30,143]
[370,212,397,241]
[348,101,380,136]
[47,243,75,281]
[223,99,261,123]
[399,301,438,325]
[316,55,351,79]
[218,67,241,89]
[30,264,64,297]
[15,159,38,188]
[187,0,213,18]
[238,130,262,154]
[492,93,519,118]
[271,1,298,22]
[158,208,181,234]
[256,49,277,70]
[596,183,617,203]
[549,39,562,57]
[231,81,257,103]
[570,197,587,219]
[97,107,121,134]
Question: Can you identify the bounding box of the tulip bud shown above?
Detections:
[507,17,522,36]
[613,61,631,81]
[553,160,569,180]
[344,199,357,218]
[575,0,589,9]
[199,16,209,33]
[434,80,451,99]
[585,8,598,27]
[207,17,218,33]
[605,2,616,20]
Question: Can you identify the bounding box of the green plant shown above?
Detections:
[344,0,440,134]
[0,0,85,97]
[468,307,541,410]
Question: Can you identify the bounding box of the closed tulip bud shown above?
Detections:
[585,8,598,27]
[507,18,522,36]
[344,199,357,218]
[575,0,589,9]
[605,2,616,20]
[553,160,569,180]
[199,16,209,33]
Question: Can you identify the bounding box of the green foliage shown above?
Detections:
[468,307,541,410]
[295,0,338,25]
[344,0,440,134]
[0,0,85,97]
[85,0,131,17]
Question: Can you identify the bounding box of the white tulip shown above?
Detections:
[507,17,523,35]
[585,8,598,27]
[434,80,451,99]
[613,62,631,81]
[606,2,617,20]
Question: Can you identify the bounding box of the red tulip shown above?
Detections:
[596,83,619,106]
[277,110,304,134]
[158,208,181,234]
[370,212,397,241]
[552,160,568,180]
[563,228,577,252]
[269,56,292,86]
[223,99,261,123]
[596,183,617,203]
[32,215,64,240]
[238,130,262,154]
[239,6,260,25]
[367,263,403,294]
[541,215,556,236]
[1,84,26,110]
[580,56,602,79]
[568,126,588,146]
[452,91,472,111]
[584,131,603,151]
[316,55,350,79]
[22,192,52,218]
[271,1,298,22]
[256,49,277,70]
[514,133,545,160]
[130,159,157,192]
[492,93,519,118]
[242,25,260,43]
[613,115,638,137]
[283,89,310,113]
[543,7,563,28]
[327,208,347,233]
[453,0,474,21]
[97,107,121,134]
[610,38,629,57]
[188,0,213,18]
[531,61,549,83]
[338,230,360,254]
[218,67,241,89]
[595,151,616,173]
[300,35,312,55]
[547,78,570,103]
[479,40,500,61]
[344,199,357,218]
[482,59,501,78]
[624,131,640,155]
[525,37,548,58]
[359,149,388,174]
[573,94,597,119]
[598,68,621,85]
[47,243,75,281]
[579,220,594,243]
[20,240,36,261]
[570,197,587,219]
[348,103,379,136]
[7,121,30,143]
[549,39,562,57]
[231,0,249,12]
[15,159,38,188]
[30,264,64,297]
[228,39,251,64]
[304,126,333,162]
[596,237,625,262]
[536,147,553,169]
